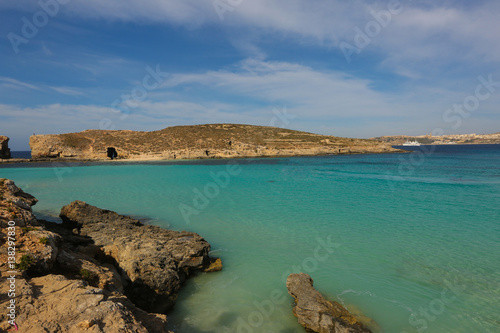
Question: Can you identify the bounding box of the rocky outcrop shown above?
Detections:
[29,124,397,160]
[0,178,38,226]
[0,179,219,332]
[29,132,93,159]
[0,136,11,159]
[60,200,214,313]
[287,273,372,333]
[0,275,169,332]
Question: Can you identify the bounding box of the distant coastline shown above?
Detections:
[373,132,500,145]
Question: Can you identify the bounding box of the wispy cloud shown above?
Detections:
[49,86,84,96]
[0,77,40,91]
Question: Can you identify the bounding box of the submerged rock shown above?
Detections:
[60,200,215,313]
[287,273,372,333]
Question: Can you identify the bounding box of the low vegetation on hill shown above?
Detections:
[29,124,395,160]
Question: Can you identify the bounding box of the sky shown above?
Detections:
[0,0,499,150]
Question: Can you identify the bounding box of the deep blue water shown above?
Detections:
[0,146,499,332]
[10,151,31,159]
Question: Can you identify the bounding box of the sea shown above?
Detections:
[1,144,499,333]
[10,151,31,159]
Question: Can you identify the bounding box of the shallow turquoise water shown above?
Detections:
[1,149,499,332]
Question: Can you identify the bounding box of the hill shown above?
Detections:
[29,124,396,160]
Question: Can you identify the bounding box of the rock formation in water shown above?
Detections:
[0,136,11,159]
[29,124,397,160]
[59,200,214,313]
[287,273,372,333]
[0,178,220,332]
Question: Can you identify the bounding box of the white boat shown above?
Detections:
[402,140,421,146]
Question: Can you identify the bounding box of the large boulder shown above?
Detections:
[0,136,11,159]
[60,200,214,313]
[287,273,372,333]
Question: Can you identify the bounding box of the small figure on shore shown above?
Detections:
[205,150,210,156]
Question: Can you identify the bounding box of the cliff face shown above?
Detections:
[0,136,11,159]
[29,124,397,160]
[0,179,219,332]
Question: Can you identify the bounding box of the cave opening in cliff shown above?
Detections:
[107,147,118,159]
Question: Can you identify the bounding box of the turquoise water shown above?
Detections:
[1,149,499,332]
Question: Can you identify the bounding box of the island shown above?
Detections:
[28,124,397,161]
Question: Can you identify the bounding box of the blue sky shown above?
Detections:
[1,0,499,150]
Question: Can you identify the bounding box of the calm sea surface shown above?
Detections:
[1,145,499,332]
[10,151,31,159]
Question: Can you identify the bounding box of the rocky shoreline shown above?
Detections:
[0,178,221,332]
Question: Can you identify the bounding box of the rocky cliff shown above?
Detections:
[0,136,11,159]
[0,179,221,332]
[29,124,397,160]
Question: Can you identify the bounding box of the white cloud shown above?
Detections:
[50,86,84,96]
[0,77,40,91]
[3,1,499,72]
[158,59,409,118]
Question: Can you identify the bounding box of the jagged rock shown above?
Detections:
[0,178,38,226]
[287,273,372,333]
[0,136,11,159]
[0,179,217,332]
[0,275,170,332]
[204,257,223,272]
[56,249,124,292]
[60,200,213,313]
[20,229,61,274]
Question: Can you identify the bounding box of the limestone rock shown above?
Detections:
[287,273,372,333]
[204,257,223,272]
[20,229,61,274]
[0,275,170,332]
[0,178,38,226]
[29,133,93,159]
[0,136,11,159]
[60,200,213,313]
[0,179,217,332]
